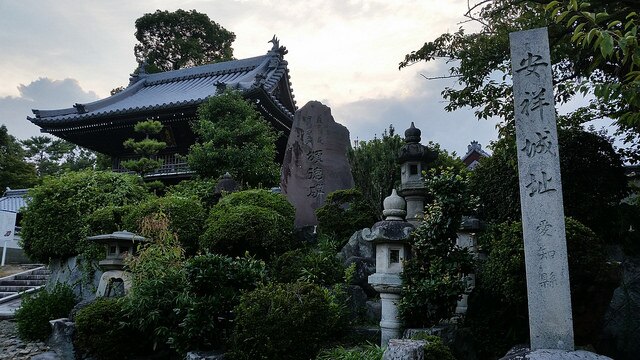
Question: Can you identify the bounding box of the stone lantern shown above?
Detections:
[87,231,148,297]
[397,122,437,226]
[365,189,414,346]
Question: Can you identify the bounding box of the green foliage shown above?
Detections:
[399,0,640,162]
[316,189,378,246]
[269,236,345,286]
[123,195,206,256]
[316,343,384,360]
[200,190,296,259]
[20,170,148,263]
[123,214,187,353]
[169,254,266,353]
[122,120,166,177]
[470,129,628,240]
[0,125,37,190]
[21,135,96,177]
[134,9,235,73]
[200,204,296,260]
[467,217,610,357]
[167,178,219,209]
[216,189,295,224]
[188,90,280,187]
[229,282,347,360]
[400,168,475,328]
[15,284,77,341]
[349,125,404,214]
[74,298,147,359]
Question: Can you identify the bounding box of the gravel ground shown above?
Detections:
[0,320,51,359]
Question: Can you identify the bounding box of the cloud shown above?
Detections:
[0,78,98,140]
[332,92,499,157]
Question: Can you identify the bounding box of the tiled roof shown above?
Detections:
[29,43,295,126]
[0,189,29,213]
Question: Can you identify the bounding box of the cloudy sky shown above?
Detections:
[0,0,500,157]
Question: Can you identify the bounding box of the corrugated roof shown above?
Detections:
[29,45,295,126]
[0,189,29,213]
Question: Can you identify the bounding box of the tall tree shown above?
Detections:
[188,90,280,187]
[21,136,95,176]
[400,0,640,162]
[134,9,235,73]
[0,125,37,190]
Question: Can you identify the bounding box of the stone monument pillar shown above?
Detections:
[280,101,354,228]
[366,189,414,346]
[397,123,437,226]
[509,27,574,351]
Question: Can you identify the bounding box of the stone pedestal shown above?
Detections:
[379,292,402,346]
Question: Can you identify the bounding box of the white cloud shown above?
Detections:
[0,0,496,152]
[0,78,98,140]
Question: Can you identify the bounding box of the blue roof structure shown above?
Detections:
[29,37,296,132]
[0,189,29,213]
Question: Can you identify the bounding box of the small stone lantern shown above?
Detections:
[87,231,147,297]
[397,122,437,225]
[365,189,414,346]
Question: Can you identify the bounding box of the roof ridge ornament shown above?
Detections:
[129,59,149,86]
[268,35,288,58]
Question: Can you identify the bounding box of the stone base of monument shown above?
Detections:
[382,339,427,360]
[500,346,613,360]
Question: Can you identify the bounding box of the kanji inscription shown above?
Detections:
[510,27,574,350]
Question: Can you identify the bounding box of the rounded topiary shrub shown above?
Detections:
[200,204,295,260]
[15,284,77,341]
[74,298,147,359]
[229,282,346,360]
[216,189,295,224]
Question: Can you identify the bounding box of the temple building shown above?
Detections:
[461,141,490,170]
[28,37,297,182]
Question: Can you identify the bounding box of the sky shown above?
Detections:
[0,0,500,157]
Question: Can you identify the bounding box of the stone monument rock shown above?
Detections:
[280,101,354,227]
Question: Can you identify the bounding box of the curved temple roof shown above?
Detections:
[29,39,297,128]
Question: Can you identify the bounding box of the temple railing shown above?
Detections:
[112,154,195,178]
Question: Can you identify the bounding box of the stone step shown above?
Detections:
[30,269,51,275]
[0,292,14,298]
[14,274,49,281]
[0,279,47,287]
[0,286,33,292]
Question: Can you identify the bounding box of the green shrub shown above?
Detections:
[167,178,219,209]
[400,168,475,328]
[169,254,266,353]
[229,282,347,360]
[74,298,148,359]
[123,214,187,354]
[269,236,344,286]
[316,343,384,360]
[123,195,206,255]
[467,217,611,357]
[15,284,77,341]
[20,170,148,263]
[216,189,295,224]
[200,204,296,259]
[315,189,378,247]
